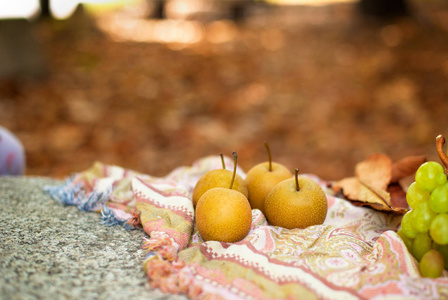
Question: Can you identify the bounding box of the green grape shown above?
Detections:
[430,182,448,213]
[406,182,430,209]
[430,213,448,245]
[412,232,433,261]
[419,249,444,278]
[433,243,448,270]
[397,229,414,251]
[415,162,447,193]
[411,201,437,233]
[401,210,418,239]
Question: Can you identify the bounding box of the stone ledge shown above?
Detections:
[0,176,187,300]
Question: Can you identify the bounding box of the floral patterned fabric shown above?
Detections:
[46,156,448,299]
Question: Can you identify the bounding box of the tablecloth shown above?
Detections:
[45,156,448,299]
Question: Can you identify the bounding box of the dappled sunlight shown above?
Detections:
[165,0,214,20]
[206,20,237,44]
[94,1,242,48]
[0,0,40,19]
[96,14,288,51]
[91,0,360,49]
[97,17,205,46]
[268,0,355,6]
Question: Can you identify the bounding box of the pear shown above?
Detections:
[265,169,327,229]
[195,152,252,243]
[192,153,248,207]
[245,142,292,214]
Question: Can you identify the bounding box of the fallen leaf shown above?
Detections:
[398,175,416,192]
[332,153,415,214]
[355,153,392,207]
[332,177,360,200]
[387,183,409,214]
[332,177,392,210]
[348,199,407,214]
[352,184,408,214]
[355,153,392,191]
[391,155,426,183]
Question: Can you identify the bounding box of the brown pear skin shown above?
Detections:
[196,187,252,243]
[192,169,248,207]
[245,162,292,214]
[195,151,252,243]
[264,169,327,229]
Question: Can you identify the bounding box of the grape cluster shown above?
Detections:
[399,161,448,278]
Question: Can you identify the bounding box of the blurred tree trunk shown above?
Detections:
[230,1,250,23]
[39,0,51,18]
[148,0,166,19]
[359,0,410,20]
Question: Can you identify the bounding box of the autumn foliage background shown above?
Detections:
[1,0,448,181]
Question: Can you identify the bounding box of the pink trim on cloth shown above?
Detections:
[50,156,448,299]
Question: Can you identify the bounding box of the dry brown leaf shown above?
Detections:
[355,153,392,191]
[349,200,407,214]
[391,155,426,183]
[398,175,416,192]
[387,183,409,214]
[332,177,360,199]
[362,185,391,208]
[332,177,392,210]
[332,153,413,214]
[355,153,392,207]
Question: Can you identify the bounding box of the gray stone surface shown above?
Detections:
[0,176,187,300]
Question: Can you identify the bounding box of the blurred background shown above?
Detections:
[0,0,447,180]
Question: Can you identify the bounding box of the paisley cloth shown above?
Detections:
[45,156,448,299]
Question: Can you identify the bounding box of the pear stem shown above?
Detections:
[295,168,300,191]
[220,153,225,170]
[229,152,238,189]
[436,135,448,175]
[264,141,272,172]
